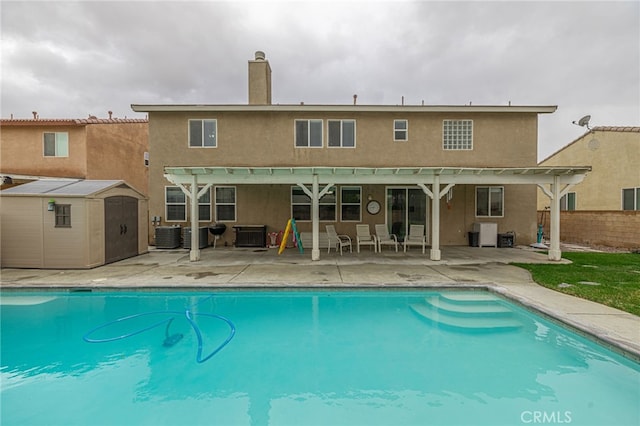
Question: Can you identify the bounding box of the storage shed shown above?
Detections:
[1,179,148,269]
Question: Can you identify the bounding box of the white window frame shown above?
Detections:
[622,187,640,211]
[443,119,473,150]
[475,186,504,217]
[198,187,212,222]
[394,120,408,142]
[340,186,362,222]
[215,186,236,222]
[560,192,576,211]
[291,185,336,221]
[328,119,356,148]
[188,119,217,148]
[165,186,186,222]
[43,132,69,157]
[295,119,323,148]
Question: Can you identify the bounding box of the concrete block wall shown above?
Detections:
[539,210,640,249]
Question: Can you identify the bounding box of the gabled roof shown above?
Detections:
[0,179,140,197]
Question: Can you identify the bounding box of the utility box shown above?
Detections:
[183,227,209,249]
[498,233,515,248]
[472,222,498,247]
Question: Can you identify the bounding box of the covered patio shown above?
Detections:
[164,166,590,263]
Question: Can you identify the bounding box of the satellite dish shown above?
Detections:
[572,115,591,129]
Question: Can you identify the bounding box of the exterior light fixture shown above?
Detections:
[48,199,56,211]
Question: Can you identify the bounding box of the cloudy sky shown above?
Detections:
[2,0,638,160]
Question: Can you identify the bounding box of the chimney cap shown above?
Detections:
[254,51,266,60]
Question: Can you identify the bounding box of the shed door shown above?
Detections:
[105,196,138,264]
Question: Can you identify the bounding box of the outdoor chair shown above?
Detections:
[356,224,377,253]
[375,224,399,252]
[326,225,352,255]
[403,224,426,254]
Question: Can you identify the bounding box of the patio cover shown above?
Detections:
[163,166,591,262]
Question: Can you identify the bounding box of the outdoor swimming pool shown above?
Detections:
[1,290,638,426]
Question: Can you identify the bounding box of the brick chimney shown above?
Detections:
[248,51,272,105]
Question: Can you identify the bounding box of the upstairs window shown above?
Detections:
[443,120,473,150]
[328,120,356,147]
[215,186,236,221]
[295,119,323,147]
[560,192,576,211]
[189,119,217,147]
[476,186,503,217]
[54,204,71,227]
[43,132,69,157]
[394,120,408,141]
[622,187,640,211]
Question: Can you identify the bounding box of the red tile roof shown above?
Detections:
[0,118,148,126]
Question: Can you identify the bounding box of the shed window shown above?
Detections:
[54,204,71,227]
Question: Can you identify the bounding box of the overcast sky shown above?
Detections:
[2,0,638,160]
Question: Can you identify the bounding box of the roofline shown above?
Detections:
[131,104,557,114]
[539,125,640,164]
[0,118,148,126]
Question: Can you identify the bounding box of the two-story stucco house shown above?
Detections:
[132,51,589,262]
[0,114,149,195]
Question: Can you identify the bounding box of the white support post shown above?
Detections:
[430,175,441,261]
[311,175,320,261]
[189,174,200,261]
[548,175,562,261]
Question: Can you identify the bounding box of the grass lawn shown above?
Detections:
[513,252,640,316]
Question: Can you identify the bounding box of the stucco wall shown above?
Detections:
[147,110,541,246]
[0,125,88,178]
[537,128,640,210]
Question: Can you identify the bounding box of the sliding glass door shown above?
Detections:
[386,187,428,242]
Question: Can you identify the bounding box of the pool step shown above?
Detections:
[410,293,522,332]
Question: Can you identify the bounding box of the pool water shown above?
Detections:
[1,290,638,426]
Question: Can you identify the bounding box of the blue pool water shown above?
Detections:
[1,290,638,426]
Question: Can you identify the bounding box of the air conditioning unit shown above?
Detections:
[155,226,181,249]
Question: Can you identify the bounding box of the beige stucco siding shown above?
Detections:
[147,110,541,246]
[0,125,88,178]
[85,123,149,195]
[538,129,640,210]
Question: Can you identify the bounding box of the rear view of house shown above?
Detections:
[133,51,589,262]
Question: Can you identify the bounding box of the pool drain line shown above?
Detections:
[83,309,235,363]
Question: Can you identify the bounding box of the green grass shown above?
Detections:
[513,252,640,316]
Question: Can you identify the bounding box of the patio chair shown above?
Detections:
[403,224,426,254]
[356,224,377,253]
[326,225,352,255]
[375,224,399,252]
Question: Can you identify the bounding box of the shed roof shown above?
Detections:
[0,179,137,197]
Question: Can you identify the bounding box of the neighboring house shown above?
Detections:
[536,127,640,249]
[132,51,588,262]
[1,179,148,268]
[537,127,640,211]
[0,115,149,195]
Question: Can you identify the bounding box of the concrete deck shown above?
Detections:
[1,245,638,360]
